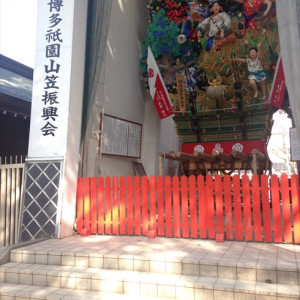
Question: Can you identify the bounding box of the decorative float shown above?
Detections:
[141,0,288,175]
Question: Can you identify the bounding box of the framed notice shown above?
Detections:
[100,114,142,158]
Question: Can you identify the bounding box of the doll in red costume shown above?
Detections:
[233,0,272,32]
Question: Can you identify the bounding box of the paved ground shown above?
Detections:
[14,234,300,271]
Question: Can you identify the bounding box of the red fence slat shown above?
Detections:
[97,177,104,234]
[157,176,164,236]
[291,174,300,244]
[281,174,292,243]
[233,175,243,241]
[271,175,282,243]
[127,176,133,235]
[181,176,189,238]
[119,177,126,235]
[252,175,262,242]
[76,177,84,233]
[189,176,198,238]
[134,176,141,235]
[165,176,172,237]
[242,175,252,241]
[198,175,207,239]
[224,175,233,240]
[149,176,156,232]
[261,174,272,242]
[206,175,215,239]
[112,177,119,235]
[105,177,111,234]
[173,176,181,237]
[90,177,97,234]
[84,177,91,232]
[142,176,149,235]
[215,175,224,235]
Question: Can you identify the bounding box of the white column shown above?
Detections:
[276,0,300,139]
[21,0,88,241]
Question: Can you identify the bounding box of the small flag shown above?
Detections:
[269,56,286,108]
[147,47,173,119]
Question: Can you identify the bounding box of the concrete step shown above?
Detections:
[9,247,300,286]
[0,263,299,299]
[0,283,171,300]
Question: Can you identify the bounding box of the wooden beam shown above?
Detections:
[159,152,187,162]
[212,150,233,162]
[231,150,249,162]
[251,149,266,161]
[176,152,198,162]
[193,151,216,162]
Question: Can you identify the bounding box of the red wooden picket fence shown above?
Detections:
[76,174,300,244]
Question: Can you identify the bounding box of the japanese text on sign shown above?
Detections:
[40,0,64,136]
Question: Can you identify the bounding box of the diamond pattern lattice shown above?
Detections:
[20,160,62,242]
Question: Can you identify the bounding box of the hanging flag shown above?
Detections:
[269,56,286,108]
[147,47,173,119]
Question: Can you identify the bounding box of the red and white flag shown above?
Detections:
[269,55,286,108]
[147,47,173,119]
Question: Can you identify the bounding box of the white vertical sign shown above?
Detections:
[290,127,300,161]
[28,0,74,157]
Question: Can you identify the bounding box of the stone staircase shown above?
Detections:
[0,236,299,299]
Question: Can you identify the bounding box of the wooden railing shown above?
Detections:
[0,158,25,247]
[76,174,300,244]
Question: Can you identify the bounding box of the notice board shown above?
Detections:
[100,114,142,158]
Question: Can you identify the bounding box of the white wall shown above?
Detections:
[84,0,179,177]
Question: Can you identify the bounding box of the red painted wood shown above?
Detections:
[83,177,91,232]
[142,176,149,236]
[165,176,172,237]
[157,176,164,236]
[149,176,156,233]
[181,176,189,238]
[90,177,97,234]
[134,176,141,235]
[127,176,133,235]
[206,175,215,239]
[233,175,243,240]
[271,175,282,243]
[173,176,181,237]
[261,175,272,242]
[105,177,112,234]
[112,177,119,235]
[215,175,224,235]
[78,174,299,244]
[251,175,262,242]
[76,177,84,233]
[119,177,126,235]
[291,174,300,244]
[224,175,233,240]
[189,176,198,238]
[280,174,292,243]
[97,177,104,234]
[242,175,252,241]
[198,175,207,239]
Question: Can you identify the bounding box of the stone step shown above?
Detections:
[9,248,300,286]
[0,263,299,299]
[0,283,171,300]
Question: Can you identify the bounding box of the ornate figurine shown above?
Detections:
[197,0,236,51]
[235,42,267,99]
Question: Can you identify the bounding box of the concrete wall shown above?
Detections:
[84,0,179,177]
